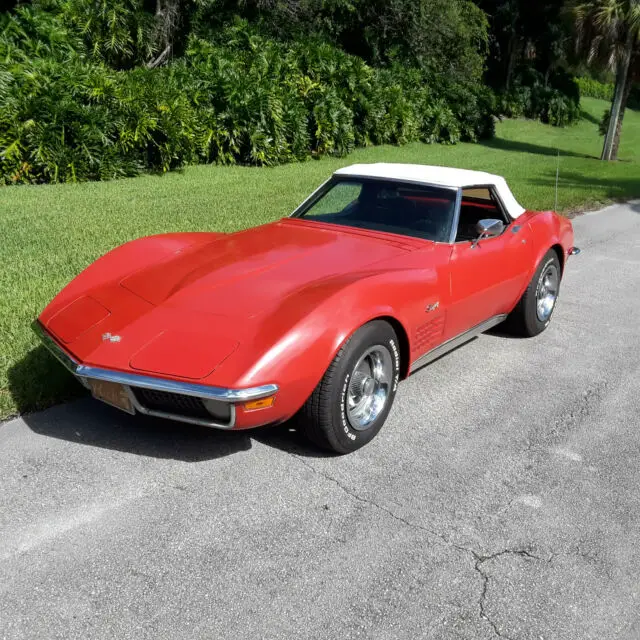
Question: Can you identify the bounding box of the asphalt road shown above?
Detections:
[2,202,640,640]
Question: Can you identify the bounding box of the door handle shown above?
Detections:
[511,225,522,234]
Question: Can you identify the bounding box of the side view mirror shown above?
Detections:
[472,219,504,248]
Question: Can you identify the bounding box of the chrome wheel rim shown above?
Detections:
[346,345,393,431]
[536,263,559,322]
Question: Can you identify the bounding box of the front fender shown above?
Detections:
[223,268,429,422]
[39,232,224,326]
[527,212,574,277]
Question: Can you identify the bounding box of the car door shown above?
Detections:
[444,186,533,340]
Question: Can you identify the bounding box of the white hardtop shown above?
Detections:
[334,163,526,219]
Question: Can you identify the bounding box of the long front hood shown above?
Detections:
[41,220,417,381]
[119,220,414,317]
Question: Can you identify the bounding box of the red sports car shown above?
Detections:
[35,164,580,453]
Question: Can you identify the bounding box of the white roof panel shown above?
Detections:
[334,163,526,218]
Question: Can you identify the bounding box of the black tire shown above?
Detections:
[507,249,562,337]
[297,320,401,454]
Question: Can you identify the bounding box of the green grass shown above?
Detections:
[1,96,639,420]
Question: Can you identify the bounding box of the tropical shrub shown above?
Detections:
[577,76,615,101]
[0,59,204,184]
[0,18,497,184]
[196,0,489,85]
[497,70,581,127]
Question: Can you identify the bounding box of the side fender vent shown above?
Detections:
[414,316,445,354]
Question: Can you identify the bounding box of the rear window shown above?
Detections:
[296,179,457,243]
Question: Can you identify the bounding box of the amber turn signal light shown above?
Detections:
[243,396,275,411]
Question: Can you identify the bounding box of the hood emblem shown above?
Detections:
[102,333,121,343]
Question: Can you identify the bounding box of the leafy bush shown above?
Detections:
[577,76,614,102]
[0,59,203,183]
[0,21,497,184]
[196,0,489,85]
[497,70,580,127]
[576,76,640,114]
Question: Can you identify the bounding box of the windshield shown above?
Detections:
[295,178,458,243]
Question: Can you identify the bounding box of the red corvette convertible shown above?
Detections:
[35,164,579,453]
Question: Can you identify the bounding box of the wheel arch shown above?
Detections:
[371,315,412,380]
[551,243,565,274]
[295,314,408,453]
[526,211,573,279]
[234,274,419,423]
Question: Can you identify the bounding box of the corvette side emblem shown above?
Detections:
[426,302,440,313]
[102,333,121,343]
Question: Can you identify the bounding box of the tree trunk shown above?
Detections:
[146,45,171,69]
[610,65,634,160]
[601,35,634,161]
[505,33,518,92]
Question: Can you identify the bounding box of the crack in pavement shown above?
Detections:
[473,550,544,640]
[291,453,546,640]
[291,454,472,555]
[525,380,608,453]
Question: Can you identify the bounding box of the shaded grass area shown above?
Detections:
[1,97,639,419]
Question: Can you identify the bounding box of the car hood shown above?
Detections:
[43,220,421,380]
[119,219,415,317]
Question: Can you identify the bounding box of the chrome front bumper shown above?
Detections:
[32,321,278,429]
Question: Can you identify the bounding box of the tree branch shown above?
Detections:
[146,44,171,69]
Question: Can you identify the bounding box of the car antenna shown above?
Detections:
[554,150,560,213]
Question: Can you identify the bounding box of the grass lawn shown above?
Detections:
[1,96,639,420]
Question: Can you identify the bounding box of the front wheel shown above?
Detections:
[297,321,400,454]
[507,249,562,337]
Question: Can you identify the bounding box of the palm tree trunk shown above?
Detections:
[601,34,634,161]
[610,64,634,160]
[505,33,518,92]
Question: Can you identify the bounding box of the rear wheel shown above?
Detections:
[508,249,562,337]
[297,321,400,454]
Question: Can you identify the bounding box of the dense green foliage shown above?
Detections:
[1,0,594,185]
[498,70,581,126]
[475,0,584,126]
[577,75,640,107]
[200,0,490,77]
[475,1,570,89]
[0,19,494,184]
[577,76,615,101]
[4,0,638,185]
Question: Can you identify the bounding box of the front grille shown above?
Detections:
[132,387,230,423]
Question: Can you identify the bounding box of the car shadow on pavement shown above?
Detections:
[10,346,329,461]
[20,398,254,462]
[486,326,530,340]
[10,331,535,463]
[19,396,331,461]
[253,423,338,459]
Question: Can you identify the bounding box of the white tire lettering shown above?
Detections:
[340,374,356,439]
[389,338,400,392]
